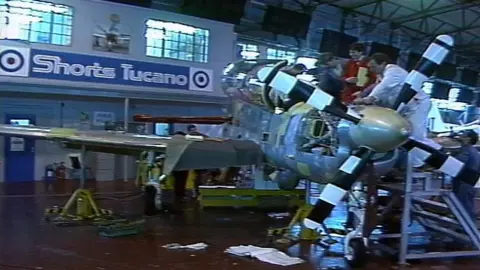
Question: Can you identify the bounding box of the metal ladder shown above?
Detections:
[398,152,480,264]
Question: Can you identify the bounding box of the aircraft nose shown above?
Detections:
[349,106,412,153]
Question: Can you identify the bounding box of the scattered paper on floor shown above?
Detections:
[225,245,304,266]
[162,242,208,250]
[198,185,236,189]
[268,212,290,219]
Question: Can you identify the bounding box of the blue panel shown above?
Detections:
[29,49,190,89]
[4,114,36,183]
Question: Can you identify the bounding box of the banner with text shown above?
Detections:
[0,46,213,91]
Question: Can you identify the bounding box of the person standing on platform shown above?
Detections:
[308,52,345,99]
[458,98,480,126]
[451,130,479,220]
[340,43,376,104]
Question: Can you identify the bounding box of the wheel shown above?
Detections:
[278,177,300,190]
[276,170,300,191]
[345,238,367,268]
[144,185,157,216]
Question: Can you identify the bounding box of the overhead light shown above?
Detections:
[240,50,259,59]
[449,87,460,102]
[296,57,317,69]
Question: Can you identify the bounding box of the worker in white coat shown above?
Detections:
[353,52,432,166]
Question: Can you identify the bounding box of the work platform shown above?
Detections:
[348,153,480,266]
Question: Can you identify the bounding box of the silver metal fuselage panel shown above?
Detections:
[223,101,398,184]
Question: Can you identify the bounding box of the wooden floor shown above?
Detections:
[0,180,479,270]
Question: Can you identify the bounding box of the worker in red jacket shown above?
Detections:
[340,43,376,104]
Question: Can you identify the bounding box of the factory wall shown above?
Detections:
[0,94,226,182]
[0,0,236,183]
[1,0,236,96]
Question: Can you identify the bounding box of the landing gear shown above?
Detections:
[343,181,369,268]
[275,170,300,191]
[144,181,162,216]
[346,238,367,268]
[277,177,300,190]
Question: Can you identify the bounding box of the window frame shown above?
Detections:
[0,0,74,46]
[266,48,297,62]
[144,18,210,63]
[237,43,259,60]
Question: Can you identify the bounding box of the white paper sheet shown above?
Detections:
[225,245,304,266]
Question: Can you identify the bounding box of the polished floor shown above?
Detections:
[0,181,479,270]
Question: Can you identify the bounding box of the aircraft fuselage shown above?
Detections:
[218,101,401,189]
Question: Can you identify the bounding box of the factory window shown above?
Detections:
[237,43,259,60]
[267,48,296,63]
[0,0,73,45]
[145,19,209,63]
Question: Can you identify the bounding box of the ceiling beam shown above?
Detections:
[456,43,480,51]
[437,24,480,36]
[394,2,480,24]
[310,0,341,5]
[346,0,390,9]
[327,2,428,37]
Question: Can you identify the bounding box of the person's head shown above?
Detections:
[462,130,478,146]
[283,63,307,76]
[315,52,336,68]
[187,125,197,134]
[349,43,365,60]
[292,63,306,73]
[368,53,393,74]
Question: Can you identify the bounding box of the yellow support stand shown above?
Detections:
[198,188,304,208]
[44,143,114,225]
[44,189,113,222]
[267,204,322,244]
[185,170,196,190]
[136,160,149,187]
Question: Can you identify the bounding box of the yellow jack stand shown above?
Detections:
[267,204,322,245]
[44,189,114,223]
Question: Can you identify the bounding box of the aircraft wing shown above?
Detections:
[0,125,262,175]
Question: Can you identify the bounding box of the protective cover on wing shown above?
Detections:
[0,125,263,174]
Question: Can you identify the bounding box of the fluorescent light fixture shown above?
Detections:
[296,57,317,69]
[448,87,460,102]
[240,50,259,59]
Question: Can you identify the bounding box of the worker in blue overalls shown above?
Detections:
[451,130,479,220]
